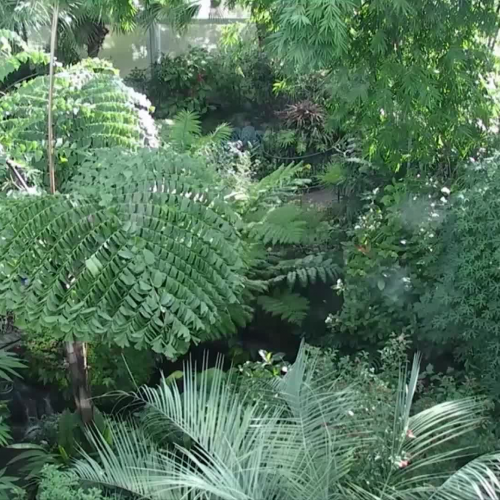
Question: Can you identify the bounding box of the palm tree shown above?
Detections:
[70,346,500,499]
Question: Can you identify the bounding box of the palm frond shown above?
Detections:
[73,347,362,500]
[430,453,500,500]
[207,122,233,144]
[71,347,500,500]
[0,349,24,382]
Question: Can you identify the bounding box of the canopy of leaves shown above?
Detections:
[0,58,158,189]
[266,0,498,171]
[0,148,247,359]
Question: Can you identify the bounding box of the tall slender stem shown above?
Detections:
[47,1,59,195]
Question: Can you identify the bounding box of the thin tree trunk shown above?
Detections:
[47,2,59,195]
[65,341,93,424]
[47,2,94,425]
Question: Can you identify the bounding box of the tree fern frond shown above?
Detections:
[168,110,202,151]
[250,162,307,206]
[248,204,308,245]
[258,291,310,324]
[267,253,340,287]
[0,148,246,359]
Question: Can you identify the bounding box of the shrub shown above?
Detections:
[22,336,155,398]
[328,178,444,349]
[417,153,500,396]
[37,465,115,500]
[128,47,218,118]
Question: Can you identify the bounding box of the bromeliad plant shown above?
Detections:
[69,345,500,500]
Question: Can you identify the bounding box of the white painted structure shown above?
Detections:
[99,0,248,76]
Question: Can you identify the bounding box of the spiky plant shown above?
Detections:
[69,346,500,500]
[278,100,326,130]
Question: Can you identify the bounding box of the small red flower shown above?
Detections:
[398,460,409,469]
[406,429,416,439]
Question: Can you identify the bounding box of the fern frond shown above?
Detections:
[0,148,246,359]
[258,291,309,325]
[168,110,202,151]
[247,204,308,245]
[267,253,340,287]
[206,123,233,145]
[251,162,307,205]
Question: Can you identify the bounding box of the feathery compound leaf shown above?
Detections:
[0,29,48,84]
[248,204,308,246]
[167,110,202,151]
[267,253,340,287]
[258,290,309,325]
[0,58,158,188]
[0,148,246,359]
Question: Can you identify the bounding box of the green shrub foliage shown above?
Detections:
[330,179,443,348]
[38,464,114,500]
[0,148,247,359]
[0,59,157,188]
[267,0,498,172]
[418,154,500,395]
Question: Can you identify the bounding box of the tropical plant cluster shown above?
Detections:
[1,0,500,498]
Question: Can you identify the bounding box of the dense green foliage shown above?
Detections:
[266,0,499,172]
[67,346,500,500]
[417,155,500,396]
[3,1,500,497]
[0,59,157,189]
[0,147,247,358]
[37,465,114,500]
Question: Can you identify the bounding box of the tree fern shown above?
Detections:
[0,58,158,188]
[0,148,247,359]
[266,253,340,287]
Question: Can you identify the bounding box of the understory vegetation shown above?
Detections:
[2,0,500,498]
